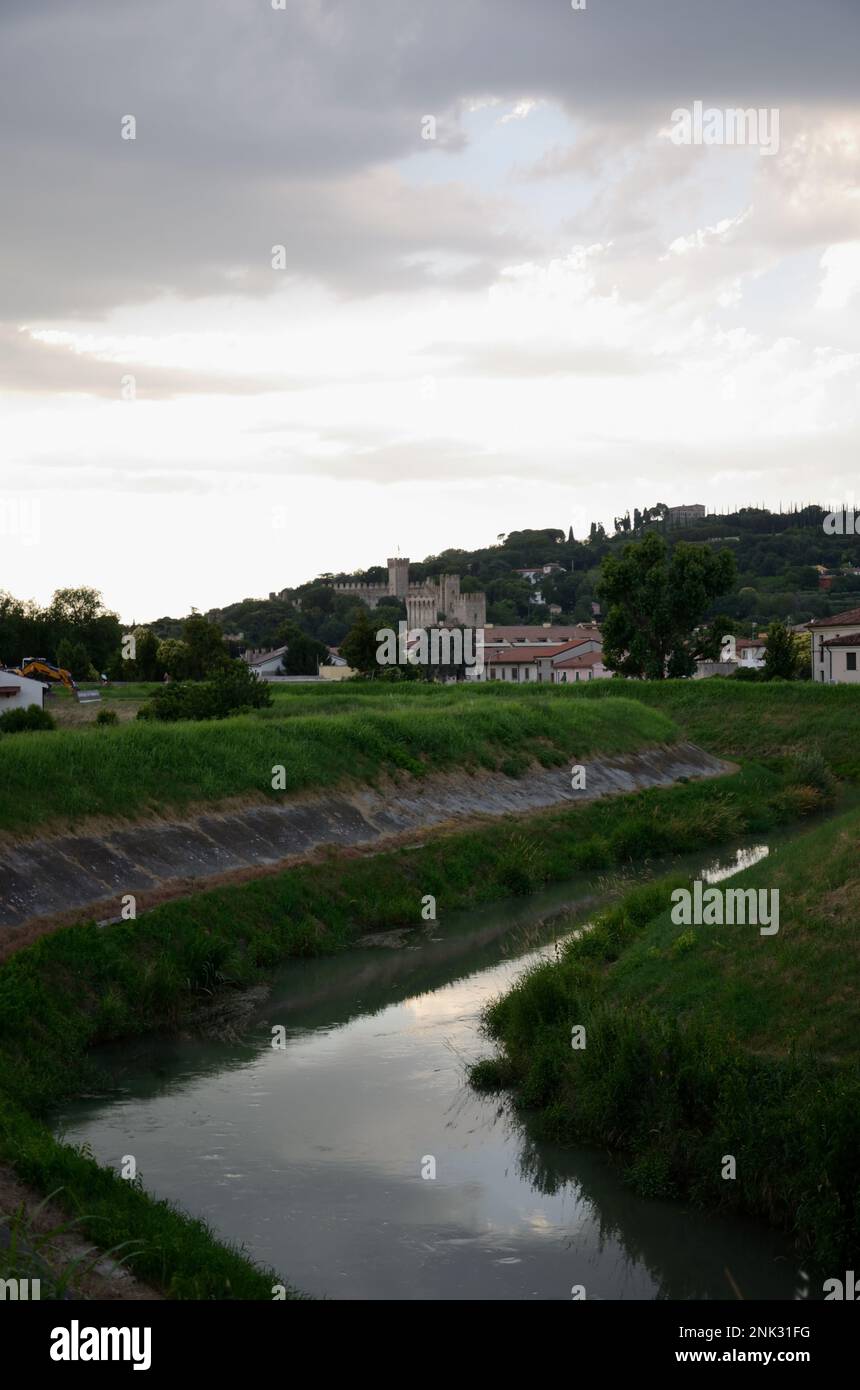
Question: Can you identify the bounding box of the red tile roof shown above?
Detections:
[483,625,598,644]
[809,607,860,628]
[823,633,860,647]
[486,643,582,664]
[554,651,605,669]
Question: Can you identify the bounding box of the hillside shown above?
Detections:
[182,505,860,650]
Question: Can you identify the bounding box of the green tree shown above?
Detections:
[56,638,94,680]
[130,629,161,681]
[763,620,806,681]
[48,587,122,670]
[182,614,231,679]
[340,609,381,676]
[598,533,736,679]
[156,638,190,680]
[277,622,329,675]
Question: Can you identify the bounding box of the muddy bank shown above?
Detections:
[0,741,729,937]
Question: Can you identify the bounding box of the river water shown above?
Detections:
[56,839,813,1301]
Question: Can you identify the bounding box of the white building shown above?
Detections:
[808,607,860,684]
[478,639,606,684]
[552,650,611,683]
[721,635,767,669]
[0,672,47,712]
[242,645,289,677]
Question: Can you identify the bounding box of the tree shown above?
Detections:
[56,638,94,680]
[133,629,161,681]
[340,609,380,676]
[763,620,806,681]
[598,533,736,679]
[47,587,122,670]
[277,622,329,675]
[182,614,231,679]
[156,638,190,680]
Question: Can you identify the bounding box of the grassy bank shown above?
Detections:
[0,754,836,1295]
[472,802,860,1271]
[0,696,672,839]
[264,679,860,779]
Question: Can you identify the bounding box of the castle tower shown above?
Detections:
[387,556,410,599]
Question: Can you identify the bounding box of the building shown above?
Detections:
[482,623,600,647]
[242,645,289,677]
[666,504,706,527]
[474,639,606,684]
[514,564,566,584]
[327,556,487,629]
[552,650,611,683]
[721,635,768,669]
[695,633,767,678]
[811,611,860,686]
[0,671,47,712]
[808,607,860,683]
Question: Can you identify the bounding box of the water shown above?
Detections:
[56,838,813,1301]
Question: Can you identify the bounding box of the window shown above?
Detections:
[524,667,530,681]
[848,652,857,672]
[819,644,824,664]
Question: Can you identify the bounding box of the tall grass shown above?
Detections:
[472,803,860,1268]
[0,697,673,837]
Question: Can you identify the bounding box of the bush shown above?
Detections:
[95,708,119,726]
[0,705,56,735]
[137,664,273,722]
[786,748,836,798]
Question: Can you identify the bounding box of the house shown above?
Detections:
[724,635,768,669]
[820,633,860,683]
[476,640,604,684]
[242,645,288,677]
[552,650,611,683]
[0,671,47,712]
[666,504,706,527]
[808,607,860,683]
[514,564,566,585]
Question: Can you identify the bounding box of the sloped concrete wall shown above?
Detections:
[0,741,729,932]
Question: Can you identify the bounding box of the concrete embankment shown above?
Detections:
[0,741,729,936]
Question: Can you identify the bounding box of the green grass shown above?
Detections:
[473,802,860,1268]
[0,696,673,838]
[0,756,836,1295]
[266,679,860,779]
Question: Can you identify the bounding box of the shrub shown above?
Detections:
[137,664,273,722]
[95,708,119,726]
[0,705,56,734]
[786,748,836,798]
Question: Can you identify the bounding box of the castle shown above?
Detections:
[329,557,486,630]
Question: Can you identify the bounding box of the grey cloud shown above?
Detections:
[0,326,302,397]
[1,1,858,319]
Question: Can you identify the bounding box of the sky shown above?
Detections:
[2,0,860,622]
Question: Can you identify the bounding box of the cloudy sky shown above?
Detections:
[2,0,859,621]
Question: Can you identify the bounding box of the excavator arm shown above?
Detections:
[13,658,79,693]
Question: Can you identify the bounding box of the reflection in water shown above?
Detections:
[55,837,811,1301]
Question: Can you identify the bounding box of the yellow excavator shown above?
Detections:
[12,657,79,695]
